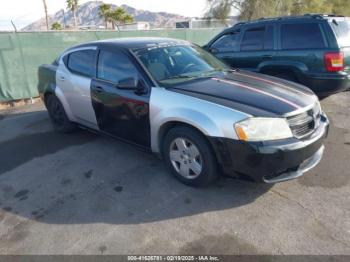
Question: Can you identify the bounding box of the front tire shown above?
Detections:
[46,95,76,133]
[163,126,219,187]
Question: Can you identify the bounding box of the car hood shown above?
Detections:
[168,70,318,117]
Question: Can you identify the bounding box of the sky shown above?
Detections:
[0,0,209,30]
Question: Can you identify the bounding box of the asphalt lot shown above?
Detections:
[0,92,349,255]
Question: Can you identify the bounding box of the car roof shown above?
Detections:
[71,37,190,51]
[206,13,347,46]
[231,14,346,29]
[212,14,347,37]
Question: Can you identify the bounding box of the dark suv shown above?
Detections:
[204,14,350,96]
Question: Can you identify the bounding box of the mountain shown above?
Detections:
[22,1,187,31]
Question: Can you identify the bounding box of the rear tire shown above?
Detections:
[163,126,218,187]
[46,95,76,133]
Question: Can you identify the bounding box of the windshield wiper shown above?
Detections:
[198,68,238,77]
[161,68,238,81]
[161,74,195,80]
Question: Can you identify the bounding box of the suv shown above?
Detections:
[38,38,328,186]
[204,14,350,97]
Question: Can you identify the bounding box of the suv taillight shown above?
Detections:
[324,52,344,72]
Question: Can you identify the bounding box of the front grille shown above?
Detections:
[287,104,321,139]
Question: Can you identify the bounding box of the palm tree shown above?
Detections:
[99,3,112,29]
[66,0,79,29]
[121,14,134,24]
[42,0,49,30]
[109,7,134,30]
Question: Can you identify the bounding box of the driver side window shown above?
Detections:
[211,31,241,52]
[97,50,139,84]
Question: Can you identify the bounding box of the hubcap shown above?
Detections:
[169,138,202,179]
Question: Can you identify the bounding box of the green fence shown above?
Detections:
[0,29,222,102]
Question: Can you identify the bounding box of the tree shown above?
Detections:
[206,0,350,22]
[331,0,350,16]
[42,0,49,30]
[120,13,134,25]
[206,0,244,21]
[51,22,62,30]
[290,0,332,15]
[108,7,134,30]
[239,0,293,20]
[66,0,79,29]
[98,5,133,30]
[99,3,112,29]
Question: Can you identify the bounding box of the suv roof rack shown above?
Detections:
[305,13,344,17]
[233,13,345,27]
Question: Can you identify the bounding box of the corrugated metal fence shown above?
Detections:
[0,29,222,102]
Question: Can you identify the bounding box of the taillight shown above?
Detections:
[324,52,344,72]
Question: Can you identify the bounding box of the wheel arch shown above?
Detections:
[157,120,226,168]
[44,85,76,122]
[151,109,223,155]
[42,83,56,105]
[258,61,307,82]
[158,121,210,152]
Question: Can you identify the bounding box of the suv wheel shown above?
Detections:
[46,95,76,133]
[163,126,218,187]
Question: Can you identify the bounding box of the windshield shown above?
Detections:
[329,18,350,47]
[134,44,230,85]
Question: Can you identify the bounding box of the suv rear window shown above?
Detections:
[67,50,95,77]
[281,23,325,50]
[329,19,350,47]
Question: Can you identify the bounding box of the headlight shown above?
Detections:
[234,117,293,141]
[315,101,322,115]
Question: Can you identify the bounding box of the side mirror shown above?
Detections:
[117,77,138,89]
[117,77,147,94]
[209,47,219,54]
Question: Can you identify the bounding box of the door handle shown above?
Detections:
[58,75,65,81]
[94,86,104,93]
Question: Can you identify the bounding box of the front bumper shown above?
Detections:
[262,145,324,183]
[209,114,329,183]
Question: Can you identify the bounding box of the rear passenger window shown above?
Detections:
[67,50,95,77]
[241,27,265,51]
[281,23,325,50]
[211,31,240,52]
[97,50,139,83]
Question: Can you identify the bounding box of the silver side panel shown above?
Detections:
[55,46,99,130]
[150,87,251,153]
[54,86,76,122]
